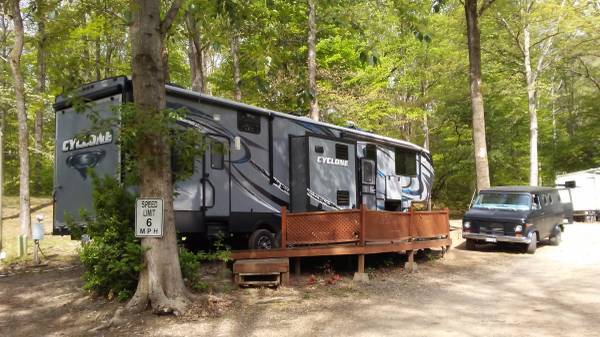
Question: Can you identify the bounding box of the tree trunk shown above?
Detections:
[464,0,491,191]
[230,33,241,101]
[307,0,319,121]
[95,38,102,81]
[126,0,188,316]
[0,111,4,251]
[34,0,47,195]
[9,0,31,238]
[523,25,538,186]
[186,14,207,93]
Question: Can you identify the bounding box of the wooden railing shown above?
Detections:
[281,205,450,248]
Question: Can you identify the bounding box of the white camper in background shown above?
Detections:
[556,168,600,222]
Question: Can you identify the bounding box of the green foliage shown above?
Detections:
[1,0,598,213]
[179,240,231,292]
[69,173,143,301]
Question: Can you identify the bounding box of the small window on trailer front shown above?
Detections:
[336,144,349,160]
[237,111,261,134]
[394,148,417,176]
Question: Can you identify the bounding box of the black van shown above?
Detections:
[462,186,569,254]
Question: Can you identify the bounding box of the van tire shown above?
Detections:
[465,239,476,250]
[525,232,537,254]
[249,229,276,250]
[549,228,561,246]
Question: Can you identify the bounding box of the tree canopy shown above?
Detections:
[0,0,598,210]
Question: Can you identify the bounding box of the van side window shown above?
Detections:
[542,194,548,205]
[548,194,553,204]
[532,194,541,209]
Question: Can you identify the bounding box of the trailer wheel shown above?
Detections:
[249,229,276,250]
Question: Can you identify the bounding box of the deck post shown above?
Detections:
[295,257,301,276]
[360,204,366,246]
[281,206,287,248]
[353,254,369,282]
[357,254,365,273]
[408,206,414,240]
[405,249,417,273]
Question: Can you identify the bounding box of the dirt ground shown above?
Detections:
[1,222,600,337]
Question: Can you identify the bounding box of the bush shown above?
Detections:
[179,239,231,292]
[71,174,144,301]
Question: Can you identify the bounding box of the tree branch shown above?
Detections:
[576,57,600,91]
[160,0,184,37]
[530,31,561,50]
[498,16,524,56]
[478,0,496,16]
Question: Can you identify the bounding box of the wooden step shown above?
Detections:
[233,258,289,287]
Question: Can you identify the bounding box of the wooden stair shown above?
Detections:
[233,258,289,287]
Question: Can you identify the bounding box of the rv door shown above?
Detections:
[203,135,230,218]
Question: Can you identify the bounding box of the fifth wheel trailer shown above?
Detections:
[556,168,600,222]
[53,76,434,249]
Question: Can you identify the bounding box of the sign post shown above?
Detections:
[135,198,164,238]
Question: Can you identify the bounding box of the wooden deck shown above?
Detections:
[231,206,452,279]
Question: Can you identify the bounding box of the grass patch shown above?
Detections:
[0,196,79,270]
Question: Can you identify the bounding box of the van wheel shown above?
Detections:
[549,228,561,246]
[465,239,476,250]
[525,232,537,254]
[249,229,276,250]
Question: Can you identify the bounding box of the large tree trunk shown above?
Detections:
[9,0,31,238]
[230,33,241,101]
[126,0,188,316]
[464,0,491,191]
[307,0,319,121]
[186,13,207,93]
[34,0,47,195]
[523,24,538,186]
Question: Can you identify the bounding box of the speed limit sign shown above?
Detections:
[135,198,163,238]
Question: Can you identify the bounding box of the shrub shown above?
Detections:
[179,239,231,292]
[71,174,144,301]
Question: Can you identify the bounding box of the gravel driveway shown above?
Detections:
[1,223,599,337]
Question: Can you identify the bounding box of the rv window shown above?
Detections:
[395,148,417,176]
[337,190,350,206]
[336,144,349,160]
[237,111,261,134]
[365,144,376,160]
[210,141,225,170]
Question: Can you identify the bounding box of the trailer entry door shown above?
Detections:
[203,135,230,218]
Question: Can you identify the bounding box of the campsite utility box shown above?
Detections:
[289,135,357,212]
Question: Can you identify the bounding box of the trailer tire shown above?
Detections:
[249,229,276,250]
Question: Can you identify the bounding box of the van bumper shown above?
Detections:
[463,232,531,244]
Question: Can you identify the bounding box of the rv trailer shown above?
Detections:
[53,76,434,249]
[556,168,600,222]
